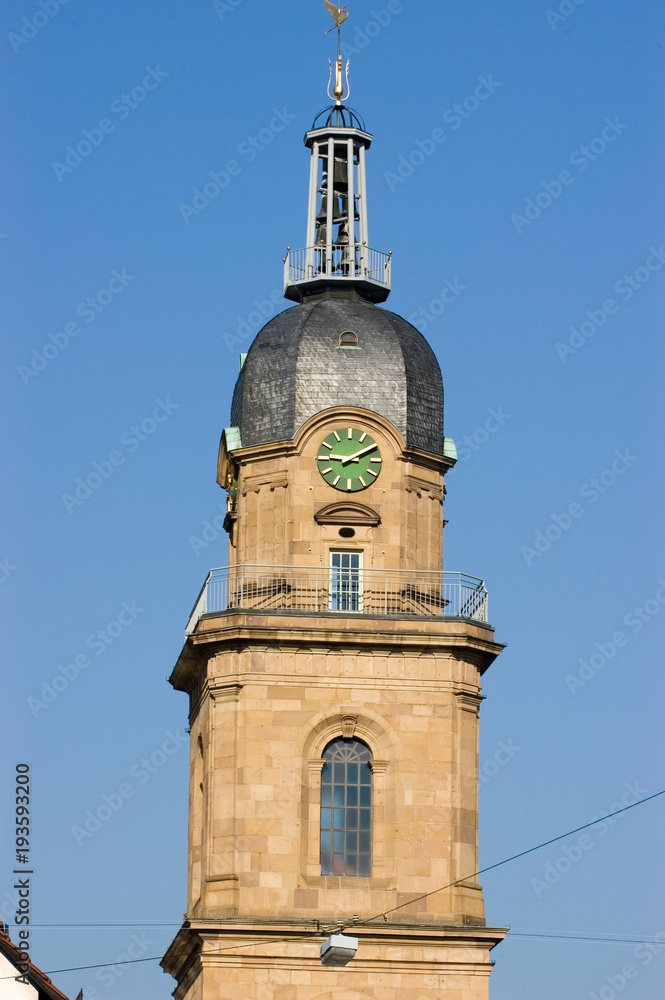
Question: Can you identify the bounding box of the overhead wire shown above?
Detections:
[1,788,662,979]
[344,789,665,930]
[1,928,663,979]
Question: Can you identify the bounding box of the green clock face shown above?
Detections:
[317,427,382,491]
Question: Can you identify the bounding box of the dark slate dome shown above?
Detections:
[230,293,444,454]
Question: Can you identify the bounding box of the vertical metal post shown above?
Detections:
[326,137,334,276]
[346,136,355,274]
[306,141,319,277]
[358,143,368,276]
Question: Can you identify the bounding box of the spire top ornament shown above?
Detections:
[323,0,348,31]
[324,1,350,104]
[282,0,391,304]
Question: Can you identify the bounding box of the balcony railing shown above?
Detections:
[284,244,391,295]
[185,565,488,635]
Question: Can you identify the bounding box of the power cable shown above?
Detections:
[1,928,663,979]
[345,788,665,930]
[2,788,662,979]
[2,926,664,980]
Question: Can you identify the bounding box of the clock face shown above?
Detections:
[317,427,382,491]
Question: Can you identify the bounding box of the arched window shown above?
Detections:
[339,331,358,347]
[320,737,372,875]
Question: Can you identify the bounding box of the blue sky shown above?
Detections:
[2,0,664,997]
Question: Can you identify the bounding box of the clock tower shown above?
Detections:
[162,16,506,1000]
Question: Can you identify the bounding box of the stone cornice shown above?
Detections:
[314,500,381,525]
[174,916,508,939]
[240,470,288,494]
[162,919,508,981]
[454,689,484,713]
[169,615,503,693]
[208,681,243,702]
[404,474,445,500]
[216,407,454,474]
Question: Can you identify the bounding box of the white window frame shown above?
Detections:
[329,549,363,612]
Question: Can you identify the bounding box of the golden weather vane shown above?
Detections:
[323,0,348,31]
[323,1,350,104]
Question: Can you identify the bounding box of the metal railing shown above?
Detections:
[185,565,488,634]
[284,245,391,289]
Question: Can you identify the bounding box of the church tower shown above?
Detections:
[163,11,506,999]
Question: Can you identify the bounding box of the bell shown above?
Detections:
[317,193,345,224]
[315,222,327,246]
[341,242,358,272]
[333,194,346,223]
[335,220,350,246]
[333,157,348,190]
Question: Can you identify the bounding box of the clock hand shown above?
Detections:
[339,443,378,464]
[322,444,378,464]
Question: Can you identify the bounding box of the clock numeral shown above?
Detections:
[321,467,333,475]
[347,427,353,439]
[322,441,333,449]
[332,475,340,486]
[359,432,367,442]
[332,431,341,442]
[370,457,382,463]
[359,476,367,487]
[367,468,378,477]
[346,479,352,491]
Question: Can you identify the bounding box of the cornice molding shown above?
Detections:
[405,474,444,501]
[241,471,288,494]
[314,501,381,526]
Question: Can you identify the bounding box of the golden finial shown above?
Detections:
[323,1,350,104]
